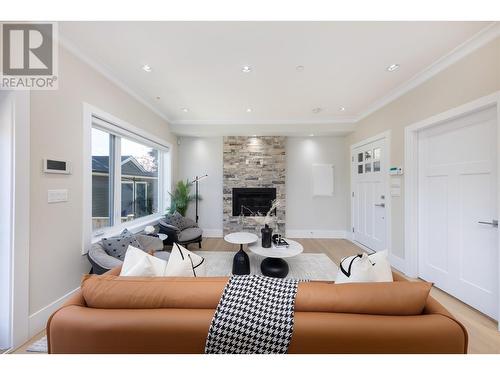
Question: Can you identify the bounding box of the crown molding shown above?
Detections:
[58,22,499,134]
[170,117,358,126]
[355,21,500,122]
[58,34,172,124]
[171,121,356,137]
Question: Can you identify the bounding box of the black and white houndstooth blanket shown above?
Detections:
[205,275,299,354]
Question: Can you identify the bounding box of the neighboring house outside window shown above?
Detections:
[92,155,159,231]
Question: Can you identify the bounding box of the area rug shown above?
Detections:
[26,336,47,353]
[196,251,338,280]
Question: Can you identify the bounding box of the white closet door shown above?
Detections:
[418,106,498,319]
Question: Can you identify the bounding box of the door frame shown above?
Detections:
[350,130,393,262]
[404,91,500,327]
[1,90,30,351]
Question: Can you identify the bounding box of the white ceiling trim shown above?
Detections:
[59,22,499,135]
[58,34,172,124]
[355,21,500,122]
[170,122,356,137]
[171,117,358,126]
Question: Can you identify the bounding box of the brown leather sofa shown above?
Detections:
[47,268,468,354]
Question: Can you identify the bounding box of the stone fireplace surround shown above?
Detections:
[223,136,286,235]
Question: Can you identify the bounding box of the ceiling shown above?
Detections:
[59,21,497,136]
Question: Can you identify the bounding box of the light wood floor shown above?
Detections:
[13,238,500,354]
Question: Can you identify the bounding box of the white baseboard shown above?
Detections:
[202,229,223,238]
[28,287,80,337]
[285,230,347,239]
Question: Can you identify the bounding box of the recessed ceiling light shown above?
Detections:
[246,108,252,113]
[296,65,304,71]
[181,108,189,113]
[312,107,323,114]
[241,65,252,73]
[339,106,346,112]
[309,134,314,137]
[386,64,400,72]
[142,64,152,72]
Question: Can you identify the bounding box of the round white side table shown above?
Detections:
[224,232,258,275]
[248,239,303,278]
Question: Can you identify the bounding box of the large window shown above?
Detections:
[90,115,169,237]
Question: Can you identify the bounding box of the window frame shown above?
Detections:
[83,103,172,254]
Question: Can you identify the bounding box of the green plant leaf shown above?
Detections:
[167,179,196,217]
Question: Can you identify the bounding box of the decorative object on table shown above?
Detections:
[144,225,155,234]
[261,224,273,248]
[248,238,303,278]
[238,199,280,236]
[224,232,259,275]
[164,243,206,277]
[168,179,196,216]
[272,233,289,248]
[190,174,208,223]
[144,228,169,242]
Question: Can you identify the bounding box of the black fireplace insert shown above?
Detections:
[232,188,276,217]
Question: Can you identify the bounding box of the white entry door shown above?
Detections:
[418,106,498,319]
[352,138,388,252]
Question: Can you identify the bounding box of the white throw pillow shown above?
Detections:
[369,250,393,282]
[335,250,393,284]
[120,245,167,277]
[164,243,206,277]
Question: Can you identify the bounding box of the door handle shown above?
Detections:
[374,203,385,208]
[478,219,498,227]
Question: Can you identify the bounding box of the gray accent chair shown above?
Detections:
[87,234,168,275]
[158,220,203,249]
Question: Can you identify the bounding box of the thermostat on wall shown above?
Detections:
[389,166,403,175]
[43,159,71,174]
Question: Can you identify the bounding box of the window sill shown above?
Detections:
[91,214,164,245]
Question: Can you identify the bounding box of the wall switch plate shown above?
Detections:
[48,189,68,203]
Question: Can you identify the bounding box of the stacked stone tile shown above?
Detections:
[223,136,286,235]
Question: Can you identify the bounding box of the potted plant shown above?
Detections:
[168,180,197,216]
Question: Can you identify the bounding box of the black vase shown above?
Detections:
[261,224,273,248]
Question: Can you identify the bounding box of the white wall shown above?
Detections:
[176,135,350,238]
[177,137,223,236]
[27,45,177,333]
[286,137,349,238]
